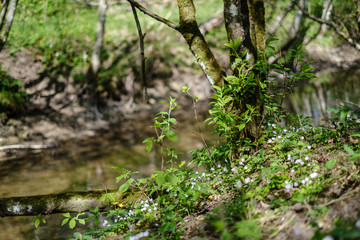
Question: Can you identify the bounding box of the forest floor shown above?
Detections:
[0,42,359,160]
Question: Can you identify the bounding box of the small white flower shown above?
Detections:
[231,168,238,174]
[267,179,272,184]
[285,180,289,184]
[307,145,311,150]
[224,167,227,172]
[278,135,282,139]
[202,172,206,177]
[284,129,288,133]
[235,180,242,188]
[166,189,170,192]
[301,179,306,185]
[305,156,310,161]
[285,183,292,190]
[310,172,318,179]
[272,137,275,140]
[300,136,304,140]
[219,180,222,184]
[294,182,298,187]
[322,236,334,240]
[355,219,360,228]
[195,171,199,175]
[210,167,215,171]
[305,177,310,182]
[217,164,221,168]
[300,161,304,166]
[244,177,251,184]
[268,139,272,143]
[153,207,157,211]
[290,169,295,173]
[244,166,248,170]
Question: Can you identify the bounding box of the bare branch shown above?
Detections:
[199,8,224,36]
[130,3,148,103]
[126,0,178,30]
[296,2,360,51]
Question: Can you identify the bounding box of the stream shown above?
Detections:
[0,68,359,239]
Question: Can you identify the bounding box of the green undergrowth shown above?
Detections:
[56,95,360,240]
[50,41,360,240]
[0,67,27,121]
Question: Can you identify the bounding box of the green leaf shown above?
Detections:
[69,219,76,229]
[167,174,179,185]
[35,219,40,228]
[165,130,178,142]
[78,219,85,225]
[94,217,100,226]
[325,159,336,169]
[63,213,71,218]
[61,218,69,226]
[237,123,246,131]
[41,218,46,224]
[340,110,349,122]
[344,144,355,155]
[156,172,166,186]
[146,140,153,152]
[119,182,130,193]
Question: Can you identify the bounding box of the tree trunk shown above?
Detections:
[0,0,17,51]
[0,189,139,217]
[85,0,107,112]
[223,0,266,142]
[176,0,225,87]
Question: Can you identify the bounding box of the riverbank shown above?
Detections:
[1,41,360,161]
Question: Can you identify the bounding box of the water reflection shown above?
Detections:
[284,68,360,123]
[0,113,215,239]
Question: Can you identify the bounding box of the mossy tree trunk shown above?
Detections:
[0,189,139,217]
[176,0,225,87]
[223,0,266,141]
[0,0,18,51]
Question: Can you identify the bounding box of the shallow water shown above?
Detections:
[0,68,359,239]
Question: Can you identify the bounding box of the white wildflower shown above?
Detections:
[322,236,334,240]
[310,172,318,179]
[355,219,360,228]
[244,177,251,184]
[305,177,310,182]
[235,180,242,188]
[294,182,298,187]
[300,136,304,140]
[244,166,248,170]
[210,167,215,171]
[305,156,310,161]
[307,145,311,150]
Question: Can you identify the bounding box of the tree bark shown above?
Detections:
[176,0,224,86]
[0,0,17,51]
[0,189,139,217]
[223,0,266,142]
[89,0,107,76]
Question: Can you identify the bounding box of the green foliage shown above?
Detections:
[0,67,27,119]
[32,214,46,228]
[62,212,86,230]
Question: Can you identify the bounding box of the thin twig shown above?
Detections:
[126,0,178,30]
[130,3,148,103]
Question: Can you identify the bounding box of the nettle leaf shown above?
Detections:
[146,141,153,152]
[166,130,178,142]
[78,219,85,225]
[167,174,179,185]
[35,219,40,228]
[69,219,76,229]
[119,182,130,193]
[156,172,166,186]
[61,218,69,226]
[325,159,337,170]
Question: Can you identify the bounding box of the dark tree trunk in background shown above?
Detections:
[86,0,107,111]
[223,0,266,142]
